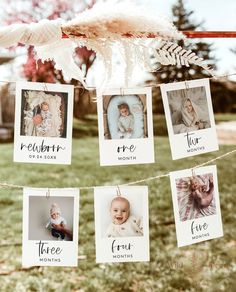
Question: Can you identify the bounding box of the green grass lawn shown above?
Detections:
[0,137,235,292]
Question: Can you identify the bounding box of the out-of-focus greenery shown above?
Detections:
[0,136,235,291]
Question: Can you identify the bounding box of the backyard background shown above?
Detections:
[0,0,236,291]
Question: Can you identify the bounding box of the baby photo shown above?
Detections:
[20,89,68,138]
[167,86,211,135]
[161,79,218,160]
[28,195,74,241]
[105,195,143,238]
[22,188,79,267]
[176,173,216,222]
[103,94,148,140]
[97,87,154,166]
[94,186,149,263]
[14,81,74,164]
[170,165,223,247]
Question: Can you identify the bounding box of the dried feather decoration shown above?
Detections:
[0,1,214,89]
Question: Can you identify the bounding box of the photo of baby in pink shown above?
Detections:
[105,196,143,237]
[176,173,216,221]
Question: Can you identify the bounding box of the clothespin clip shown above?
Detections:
[46,188,50,199]
[185,80,190,91]
[116,185,122,197]
[88,89,98,103]
[120,87,124,96]
[191,168,196,178]
[43,83,49,92]
[183,80,190,99]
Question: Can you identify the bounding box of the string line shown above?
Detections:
[0,72,236,90]
[0,149,235,190]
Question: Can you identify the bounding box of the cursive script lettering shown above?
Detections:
[117,144,136,153]
[184,132,201,148]
[111,240,134,253]
[36,241,62,257]
[191,221,209,235]
[21,139,65,153]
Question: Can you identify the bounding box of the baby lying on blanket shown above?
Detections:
[190,176,214,208]
[117,103,134,139]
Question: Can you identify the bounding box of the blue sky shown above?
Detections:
[144,0,236,78]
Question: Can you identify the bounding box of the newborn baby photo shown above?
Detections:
[20,89,68,138]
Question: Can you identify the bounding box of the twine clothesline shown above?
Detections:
[0,72,236,91]
[0,149,235,191]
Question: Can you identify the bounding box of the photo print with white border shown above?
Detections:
[22,188,79,267]
[160,78,218,160]
[14,81,74,164]
[170,165,223,247]
[94,186,150,263]
[97,87,154,166]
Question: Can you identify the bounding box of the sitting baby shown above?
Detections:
[105,196,143,237]
[46,203,67,240]
[190,176,214,208]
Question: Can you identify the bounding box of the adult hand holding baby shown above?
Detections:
[52,224,73,240]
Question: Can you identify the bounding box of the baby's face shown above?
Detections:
[120,108,129,117]
[42,104,49,111]
[51,212,60,220]
[185,100,193,113]
[110,200,130,225]
[191,178,200,190]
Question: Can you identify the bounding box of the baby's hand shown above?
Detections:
[198,122,204,129]
[202,185,207,192]
[127,128,133,133]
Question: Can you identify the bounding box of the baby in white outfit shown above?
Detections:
[46,203,67,240]
[105,196,143,237]
[117,103,134,139]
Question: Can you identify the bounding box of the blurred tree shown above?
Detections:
[157,0,216,82]
[1,0,97,117]
[151,0,217,113]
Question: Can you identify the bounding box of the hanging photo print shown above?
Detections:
[94,186,149,263]
[97,87,154,166]
[14,81,74,164]
[170,165,223,247]
[22,188,79,267]
[161,79,218,160]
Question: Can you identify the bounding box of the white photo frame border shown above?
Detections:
[161,78,219,160]
[170,165,223,247]
[94,186,150,263]
[97,87,155,166]
[14,81,74,165]
[22,188,79,267]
